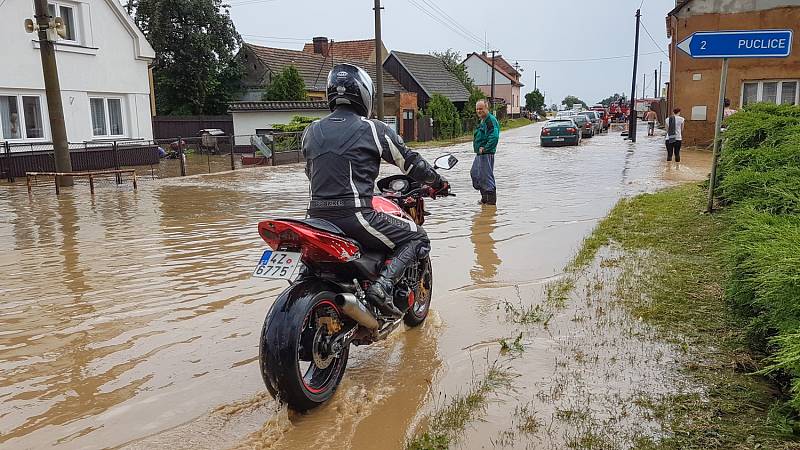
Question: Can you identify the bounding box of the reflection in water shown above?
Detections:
[469,206,500,283]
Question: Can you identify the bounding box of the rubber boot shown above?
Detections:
[366,242,421,318]
[484,191,497,206]
[478,190,487,205]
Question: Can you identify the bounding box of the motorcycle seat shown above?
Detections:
[282,218,346,236]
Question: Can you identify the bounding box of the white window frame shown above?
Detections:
[0,92,49,142]
[740,79,800,106]
[47,1,80,44]
[89,96,126,138]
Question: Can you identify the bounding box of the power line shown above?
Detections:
[640,22,669,58]
[406,0,485,47]
[227,0,278,7]
[241,34,309,43]
[509,50,662,63]
[417,0,485,45]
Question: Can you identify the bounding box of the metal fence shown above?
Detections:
[0,131,305,183]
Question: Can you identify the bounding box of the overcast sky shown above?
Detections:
[229,0,675,106]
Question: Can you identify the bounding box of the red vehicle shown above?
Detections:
[255,154,457,411]
[608,100,630,123]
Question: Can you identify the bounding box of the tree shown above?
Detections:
[134,0,242,115]
[427,93,462,140]
[525,89,546,114]
[462,87,486,130]
[262,66,308,101]
[562,95,588,109]
[599,93,627,107]
[431,49,476,91]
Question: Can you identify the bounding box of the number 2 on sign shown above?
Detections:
[700,41,707,50]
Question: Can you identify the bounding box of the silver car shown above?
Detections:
[578,111,602,134]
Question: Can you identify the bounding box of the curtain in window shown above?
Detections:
[108,99,123,135]
[90,98,106,136]
[22,97,43,139]
[0,96,21,139]
[763,82,778,104]
[59,6,75,41]
[781,82,798,105]
[742,83,758,106]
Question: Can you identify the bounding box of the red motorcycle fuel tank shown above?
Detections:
[372,196,408,219]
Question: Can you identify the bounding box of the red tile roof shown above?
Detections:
[302,39,377,61]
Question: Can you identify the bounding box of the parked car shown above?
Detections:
[578,111,602,134]
[590,106,611,130]
[571,114,594,138]
[541,119,581,147]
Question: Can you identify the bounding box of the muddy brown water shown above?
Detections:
[0,124,711,449]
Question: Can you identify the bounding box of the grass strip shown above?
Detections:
[575,183,799,449]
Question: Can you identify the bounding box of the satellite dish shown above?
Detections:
[250,135,272,158]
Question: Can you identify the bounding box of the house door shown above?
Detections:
[402,109,415,141]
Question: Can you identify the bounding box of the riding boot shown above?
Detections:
[365,242,420,318]
[484,191,497,206]
[478,189,487,205]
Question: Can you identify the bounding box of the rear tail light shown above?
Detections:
[585,123,592,128]
[567,127,576,133]
[259,220,361,263]
[542,128,551,135]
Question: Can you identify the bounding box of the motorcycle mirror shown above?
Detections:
[433,154,458,171]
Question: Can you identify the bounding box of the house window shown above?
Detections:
[741,80,800,106]
[47,2,77,42]
[0,94,46,141]
[90,97,125,137]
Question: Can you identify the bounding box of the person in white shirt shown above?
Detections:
[665,108,685,162]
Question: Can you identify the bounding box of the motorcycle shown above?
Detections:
[254,154,458,411]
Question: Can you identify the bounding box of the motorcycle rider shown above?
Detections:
[302,64,449,318]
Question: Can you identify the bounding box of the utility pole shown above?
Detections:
[373,0,384,120]
[643,73,646,99]
[628,8,641,142]
[33,0,72,185]
[658,61,663,98]
[534,70,541,91]
[489,50,497,110]
[654,69,658,98]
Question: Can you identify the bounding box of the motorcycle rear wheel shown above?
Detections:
[260,289,349,411]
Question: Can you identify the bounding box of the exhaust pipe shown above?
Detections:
[335,293,379,330]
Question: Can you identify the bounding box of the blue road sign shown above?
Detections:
[677,30,793,58]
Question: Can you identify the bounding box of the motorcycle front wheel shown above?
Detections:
[260,288,349,411]
[404,256,433,327]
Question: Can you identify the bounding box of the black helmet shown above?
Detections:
[326,63,374,117]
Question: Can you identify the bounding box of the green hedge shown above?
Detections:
[717,103,800,414]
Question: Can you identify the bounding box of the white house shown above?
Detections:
[463,52,524,116]
[0,0,155,148]
[229,100,329,146]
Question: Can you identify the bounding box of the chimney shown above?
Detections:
[312,37,329,57]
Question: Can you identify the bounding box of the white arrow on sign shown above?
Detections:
[677,35,693,56]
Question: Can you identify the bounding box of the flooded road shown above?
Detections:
[0,124,711,449]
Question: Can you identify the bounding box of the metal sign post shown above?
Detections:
[677,29,793,213]
[707,58,729,213]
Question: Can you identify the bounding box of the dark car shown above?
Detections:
[541,119,581,147]
[578,111,602,134]
[572,114,594,138]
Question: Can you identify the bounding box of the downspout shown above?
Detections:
[148,64,156,116]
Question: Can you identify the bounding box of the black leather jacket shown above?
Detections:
[302,107,443,213]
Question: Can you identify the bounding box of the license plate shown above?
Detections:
[553,137,565,142]
[253,250,301,280]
